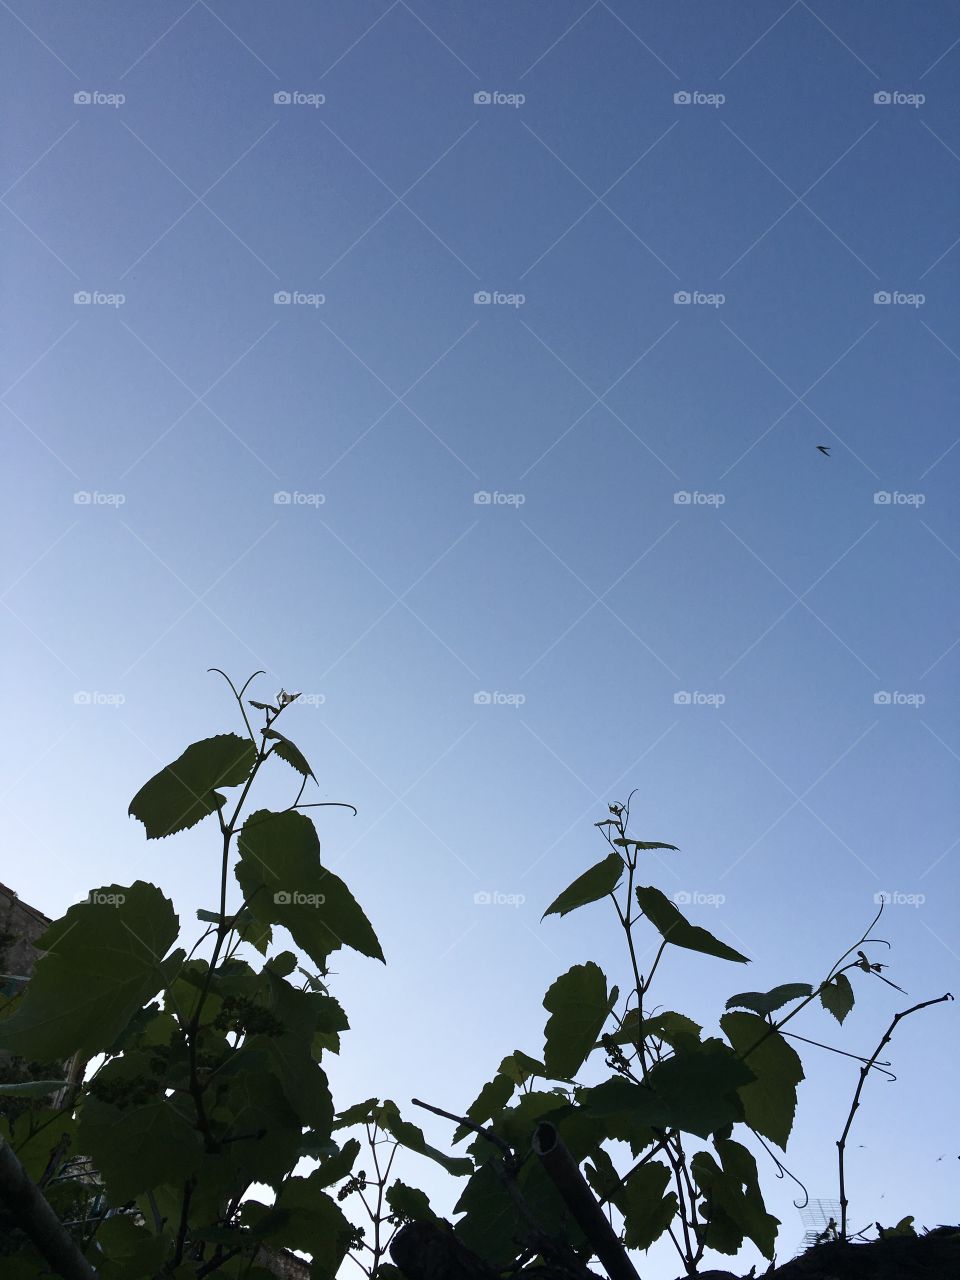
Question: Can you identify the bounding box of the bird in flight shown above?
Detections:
[816,445,831,457]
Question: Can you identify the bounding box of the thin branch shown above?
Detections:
[837,991,953,1238]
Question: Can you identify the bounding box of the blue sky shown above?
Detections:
[2,2,959,1274]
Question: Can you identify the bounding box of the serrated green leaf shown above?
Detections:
[619,1160,678,1250]
[543,962,618,1081]
[264,728,316,781]
[647,1039,754,1138]
[196,908,223,924]
[497,1050,545,1085]
[386,1179,437,1223]
[453,1073,515,1143]
[241,1176,353,1280]
[600,1008,702,1051]
[726,983,813,1016]
[0,1080,67,1097]
[310,1136,361,1187]
[542,852,624,920]
[613,839,679,851]
[692,1137,779,1259]
[0,882,178,1061]
[377,1100,472,1176]
[333,1098,379,1129]
[635,886,749,964]
[78,1094,203,1201]
[249,700,279,713]
[820,973,855,1024]
[236,809,384,966]
[129,733,255,838]
[720,1011,804,1148]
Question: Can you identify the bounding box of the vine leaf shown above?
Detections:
[635,886,749,964]
[820,973,855,1024]
[647,1039,754,1138]
[386,1180,437,1223]
[129,733,256,838]
[721,1011,805,1148]
[0,881,179,1061]
[236,809,384,966]
[618,1160,678,1250]
[376,1099,473,1176]
[453,1073,515,1143]
[543,962,619,1080]
[692,1137,779,1259]
[726,983,813,1016]
[542,852,624,920]
[241,1176,354,1279]
[264,728,316,782]
[613,839,679,851]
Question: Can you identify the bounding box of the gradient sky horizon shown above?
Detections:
[2,3,959,1275]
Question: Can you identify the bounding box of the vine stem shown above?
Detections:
[836,991,952,1238]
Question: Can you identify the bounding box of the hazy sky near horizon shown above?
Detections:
[2,2,959,1274]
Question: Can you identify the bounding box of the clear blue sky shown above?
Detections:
[3,2,958,1274]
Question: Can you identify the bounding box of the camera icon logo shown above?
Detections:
[73,691,92,704]
[274,290,291,304]
[673,491,691,504]
[873,491,891,504]
[873,291,891,304]
[74,291,91,304]
[672,890,692,904]
[474,691,492,704]
[673,290,691,304]
[474,91,492,105]
[674,691,692,704]
[473,890,492,904]
[674,91,691,105]
[873,691,892,705]
[273,491,292,504]
[73,491,92,504]
[274,890,292,904]
[874,91,891,105]
[274,91,292,105]
[74,91,92,105]
[473,290,492,305]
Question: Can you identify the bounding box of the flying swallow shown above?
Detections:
[816,445,831,456]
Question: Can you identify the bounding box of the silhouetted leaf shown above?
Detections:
[236,809,383,966]
[648,1039,754,1138]
[543,962,618,1080]
[721,1012,804,1148]
[0,882,179,1060]
[387,1180,437,1223]
[453,1073,515,1143]
[820,973,855,1024]
[129,733,255,838]
[542,853,624,920]
[264,728,316,781]
[726,983,813,1016]
[635,886,749,964]
[619,1160,678,1250]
